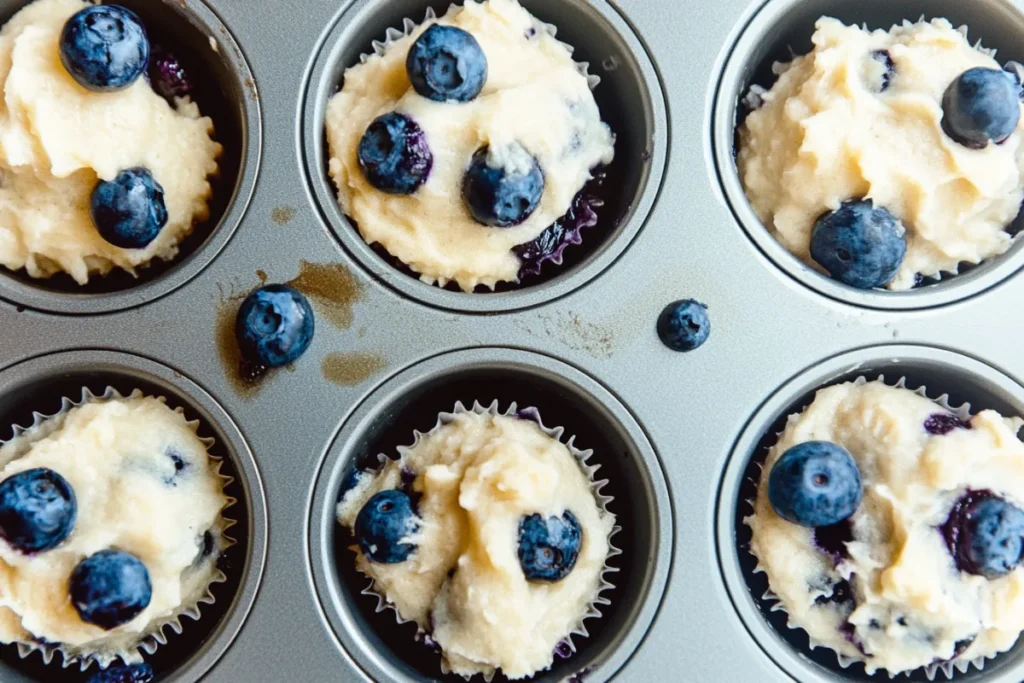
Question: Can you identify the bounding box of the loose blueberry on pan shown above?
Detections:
[942,67,1021,149]
[60,5,149,92]
[943,491,1024,579]
[0,468,77,553]
[91,168,168,250]
[354,489,420,564]
[517,511,582,582]
[406,24,487,103]
[358,112,433,194]
[71,549,153,629]
[462,145,545,227]
[235,284,315,379]
[810,200,907,290]
[767,441,863,528]
[87,662,155,683]
[657,299,711,352]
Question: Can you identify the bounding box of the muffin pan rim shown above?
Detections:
[714,343,1024,683]
[306,346,674,683]
[0,348,269,683]
[297,0,669,314]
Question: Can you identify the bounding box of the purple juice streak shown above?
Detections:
[924,413,969,435]
[940,489,996,574]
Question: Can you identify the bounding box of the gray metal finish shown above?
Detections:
[2,0,1024,680]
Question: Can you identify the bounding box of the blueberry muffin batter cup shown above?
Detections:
[337,400,619,680]
[0,387,235,672]
[744,376,1024,679]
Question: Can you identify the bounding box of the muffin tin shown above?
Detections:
[4,0,1024,680]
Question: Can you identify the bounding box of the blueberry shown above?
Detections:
[0,468,76,553]
[768,441,863,528]
[959,496,1024,578]
[657,299,711,352]
[91,168,167,250]
[810,200,906,289]
[462,145,544,227]
[357,113,433,194]
[149,45,192,100]
[60,5,149,92]
[517,511,582,582]
[924,413,969,435]
[234,284,315,372]
[942,67,1021,149]
[70,549,152,629]
[86,662,154,683]
[354,490,419,563]
[406,24,487,102]
[870,50,895,92]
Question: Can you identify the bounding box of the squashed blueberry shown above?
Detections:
[870,50,895,92]
[406,24,487,102]
[944,493,1024,578]
[942,67,1021,148]
[514,187,602,279]
[924,413,969,435]
[235,284,315,376]
[657,299,711,352]
[71,549,153,629]
[0,468,77,553]
[354,490,420,563]
[149,45,192,100]
[358,113,433,194]
[810,200,906,289]
[517,511,582,582]
[86,662,154,683]
[60,5,149,92]
[768,441,863,528]
[463,145,544,227]
[91,168,168,250]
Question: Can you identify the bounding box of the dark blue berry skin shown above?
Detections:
[358,113,433,194]
[871,50,895,92]
[957,496,1024,578]
[517,511,582,582]
[354,490,419,564]
[810,200,906,289]
[406,24,487,102]
[657,299,710,352]
[60,5,149,92]
[91,168,168,250]
[235,285,315,371]
[70,549,152,630]
[0,468,77,553]
[768,441,863,528]
[149,45,192,100]
[86,662,154,683]
[462,146,544,227]
[924,413,969,435]
[942,67,1021,149]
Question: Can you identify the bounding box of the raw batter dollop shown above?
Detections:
[336,410,615,679]
[0,396,227,665]
[748,381,1024,674]
[737,18,1024,290]
[0,0,221,284]
[326,0,615,291]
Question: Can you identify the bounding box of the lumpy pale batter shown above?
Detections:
[0,397,227,665]
[336,410,615,679]
[748,381,1024,674]
[737,18,1024,290]
[0,0,221,284]
[326,0,615,291]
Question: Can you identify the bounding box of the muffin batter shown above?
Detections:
[0,396,227,665]
[337,410,615,679]
[326,0,615,291]
[748,381,1024,674]
[0,0,221,284]
[737,18,1024,290]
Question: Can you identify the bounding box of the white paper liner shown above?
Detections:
[741,375,1018,680]
[0,386,238,672]
[346,400,619,681]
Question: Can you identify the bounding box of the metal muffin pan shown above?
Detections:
[4,0,1024,680]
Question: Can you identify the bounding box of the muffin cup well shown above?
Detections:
[0,386,236,671]
[0,0,259,315]
[712,0,1024,311]
[301,0,666,313]
[0,350,266,683]
[344,399,620,681]
[309,348,671,683]
[716,345,1024,683]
